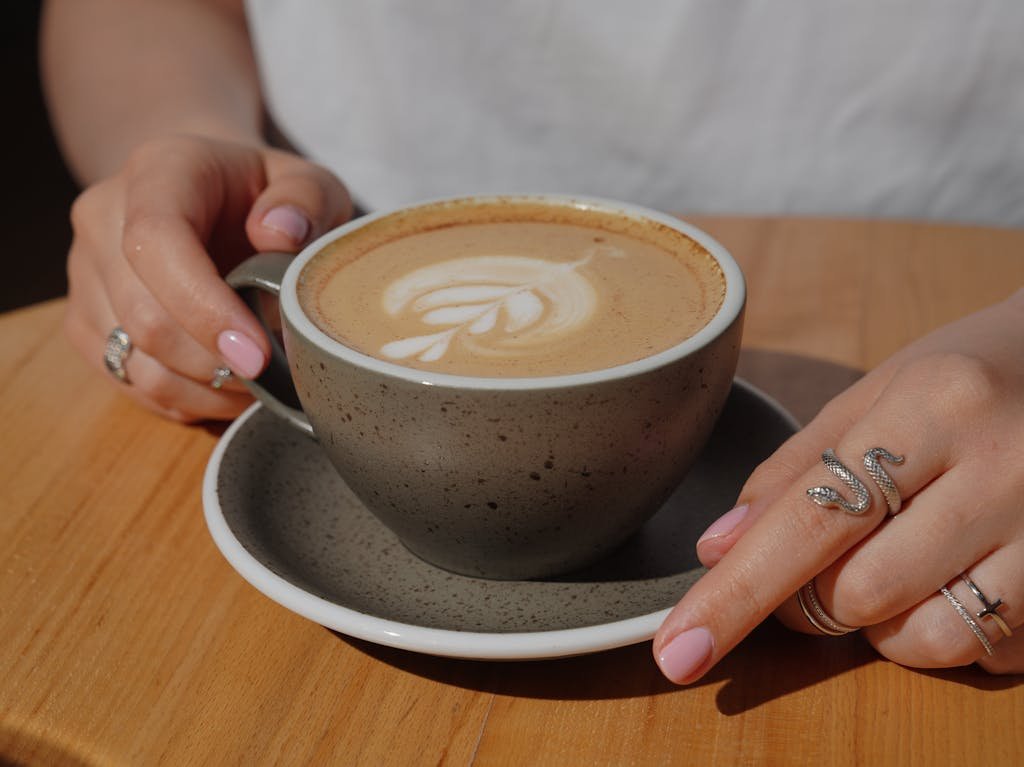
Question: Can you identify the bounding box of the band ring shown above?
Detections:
[940,586,995,656]
[103,326,133,383]
[210,367,233,390]
[797,579,858,636]
[959,573,1012,638]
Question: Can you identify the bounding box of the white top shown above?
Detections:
[245,1,1024,227]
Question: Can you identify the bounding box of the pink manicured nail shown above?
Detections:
[261,205,310,243]
[217,330,265,379]
[696,504,749,546]
[657,627,714,684]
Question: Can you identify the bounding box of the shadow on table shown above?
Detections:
[0,723,98,767]
[341,617,1018,715]
[338,619,882,714]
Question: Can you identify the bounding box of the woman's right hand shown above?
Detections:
[64,134,353,422]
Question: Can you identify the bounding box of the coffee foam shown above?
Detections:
[377,245,628,364]
[298,200,725,377]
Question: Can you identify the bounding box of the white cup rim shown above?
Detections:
[279,194,745,391]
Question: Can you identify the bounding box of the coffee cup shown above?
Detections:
[227,195,744,579]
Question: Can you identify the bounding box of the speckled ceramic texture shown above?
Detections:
[212,380,797,636]
[284,308,741,579]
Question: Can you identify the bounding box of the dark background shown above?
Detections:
[3,2,78,313]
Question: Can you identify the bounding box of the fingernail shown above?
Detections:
[217,330,265,379]
[657,627,714,684]
[697,504,749,546]
[261,205,310,243]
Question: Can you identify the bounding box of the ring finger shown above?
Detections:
[778,458,1012,633]
[71,314,252,422]
[78,245,248,392]
[865,543,1023,668]
[66,257,251,420]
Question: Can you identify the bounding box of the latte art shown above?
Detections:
[298,202,726,377]
[379,246,622,363]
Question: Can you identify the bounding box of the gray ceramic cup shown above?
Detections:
[227,195,745,580]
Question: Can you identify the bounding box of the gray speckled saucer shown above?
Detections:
[202,379,798,659]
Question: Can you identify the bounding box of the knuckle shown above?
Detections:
[121,212,171,266]
[69,187,99,231]
[743,448,803,497]
[833,560,898,627]
[69,180,118,234]
[899,353,1002,419]
[121,299,171,354]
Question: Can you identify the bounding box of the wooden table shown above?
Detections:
[2,218,1022,766]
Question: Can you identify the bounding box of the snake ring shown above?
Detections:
[806,447,904,515]
[104,326,133,384]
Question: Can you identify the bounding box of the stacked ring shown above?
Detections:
[958,573,1012,638]
[797,580,858,636]
[940,586,995,656]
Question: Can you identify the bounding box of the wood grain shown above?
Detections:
[1,218,1022,766]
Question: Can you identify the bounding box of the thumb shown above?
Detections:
[246,150,354,253]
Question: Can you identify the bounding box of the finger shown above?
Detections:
[864,544,1023,669]
[793,458,1017,631]
[653,371,957,684]
[245,150,353,252]
[120,143,271,380]
[67,309,253,422]
[696,369,896,568]
[65,258,252,422]
[103,261,248,391]
[694,328,1015,570]
[71,233,248,392]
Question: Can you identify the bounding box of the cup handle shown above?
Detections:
[225,253,314,437]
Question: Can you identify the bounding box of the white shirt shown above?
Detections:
[245,1,1024,227]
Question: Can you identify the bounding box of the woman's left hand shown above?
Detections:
[653,288,1024,682]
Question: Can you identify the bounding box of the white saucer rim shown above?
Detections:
[202,377,797,660]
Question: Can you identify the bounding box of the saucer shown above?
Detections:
[203,379,798,660]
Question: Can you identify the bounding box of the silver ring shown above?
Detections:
[104,326,132,383]
[806,447,904,515]
[210,366,233,390]
[940,586,995,656]
[960,573,1012,638]
[797,579,858,636]
[863,447,905,515]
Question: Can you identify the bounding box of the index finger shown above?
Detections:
[121,143,272,378]
[652,386,952,684]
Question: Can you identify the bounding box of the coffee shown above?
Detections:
[298,199,725,377]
